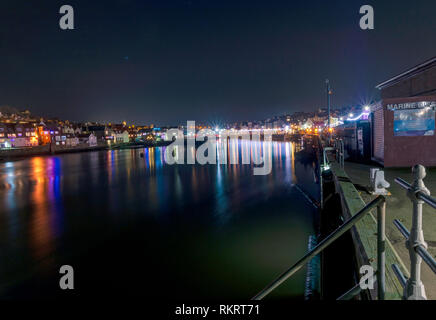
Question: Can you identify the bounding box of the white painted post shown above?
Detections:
[404,164,429,300]
[377,201,386,300]
[340,139,344,168]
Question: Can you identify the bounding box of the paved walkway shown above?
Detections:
[344,161,436,300]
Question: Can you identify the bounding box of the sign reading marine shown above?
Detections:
[387,101,436,111]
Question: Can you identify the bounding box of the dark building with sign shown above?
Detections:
[372,56,436,167]
[336,120,372,162]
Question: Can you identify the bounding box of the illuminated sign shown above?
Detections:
[346,112,370,121]
[394,108,435,136]
[387,101,436,111]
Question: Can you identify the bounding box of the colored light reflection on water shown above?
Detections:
[0,140,319,299]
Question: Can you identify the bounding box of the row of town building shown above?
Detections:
[0,120,163,149]
[223,105,363,132]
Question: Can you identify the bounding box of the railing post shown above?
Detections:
[404,164,429,300]
[320,146,324,210]
[377,200,386,300]
[337,139,344,168]
[341,140,344,168]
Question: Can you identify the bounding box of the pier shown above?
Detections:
[325,148,406,299]
[253,135,436,300]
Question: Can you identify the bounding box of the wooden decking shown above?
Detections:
[327,154,409,300]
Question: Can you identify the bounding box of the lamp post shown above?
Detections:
[326,79,332,142]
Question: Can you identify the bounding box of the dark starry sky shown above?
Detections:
[0,0,435,125]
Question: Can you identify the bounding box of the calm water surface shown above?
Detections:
[0,140,319,299]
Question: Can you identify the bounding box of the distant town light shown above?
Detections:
[347,109,371,121]
[364,105,370,111]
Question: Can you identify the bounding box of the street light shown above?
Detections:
[326,79,333,144]
[326,79,331,129]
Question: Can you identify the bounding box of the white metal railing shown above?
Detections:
[333,139,344,168]
[392,164,436,300]
[252,143,436,301]
[322,147,334,171]
[252,196,386,300]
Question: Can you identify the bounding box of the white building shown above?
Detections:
[114,130,129,143]
[88,133,97,147]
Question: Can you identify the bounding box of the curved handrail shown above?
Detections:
[252,196,385,300]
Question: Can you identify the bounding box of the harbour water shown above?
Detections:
[0,139,320,299]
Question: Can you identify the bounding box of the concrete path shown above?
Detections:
[344,161,436,300]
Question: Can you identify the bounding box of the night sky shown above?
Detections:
[1,0,435,125]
